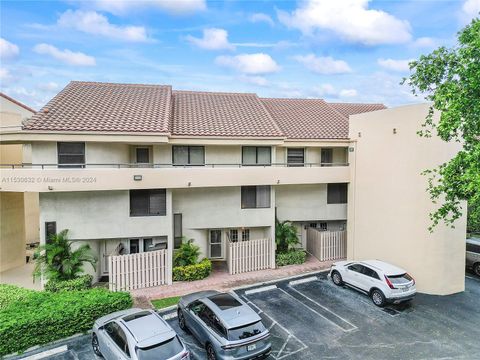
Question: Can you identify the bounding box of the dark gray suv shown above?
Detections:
[177,290,271,360]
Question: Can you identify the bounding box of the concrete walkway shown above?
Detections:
[132,255,335,301]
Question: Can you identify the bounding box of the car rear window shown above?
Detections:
[387,273,413,284]
[466,243,480,254]
[136,336,183,360]
[227,321,266,341]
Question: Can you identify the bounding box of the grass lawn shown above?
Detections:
[151,296,181,309]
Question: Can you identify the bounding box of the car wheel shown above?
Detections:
[92,333,103,358]
[370,289,386,307]
[206,343,217,360]
[331,271,344,286]
[178,309,189,333]
[474,263,480,277]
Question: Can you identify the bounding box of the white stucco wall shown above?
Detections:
[275,184,348,222]
[0,96,34,120]
[348,103,466,295]
[39,190,172,241]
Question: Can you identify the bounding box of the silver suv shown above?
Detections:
[92,308,190,360]
[177,290,271,360]
[466,238,480,276]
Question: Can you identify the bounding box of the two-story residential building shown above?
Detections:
[0,81,466,295]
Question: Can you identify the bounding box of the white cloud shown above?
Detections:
[58,10,148,42]
[294,54,352,74]
[460,0,480,22]
[377,58,413,72]
[186,28,235,50]
[249,13,274,26]
[412,37,437,48]
[215,53,280,75]
[0,38,20,60]
[36,82,60,91]
[312,83,357,98]
[0,68,12,82]
[33,43,96,66]
[240,75,269,86]
[339,89,357,97]
[278,0,412,45]
[90,0,206,15]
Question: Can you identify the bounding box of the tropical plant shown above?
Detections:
[275,219,300,254]
[402,17,480,231]
[33,229,97,282]
[173,237,200,267]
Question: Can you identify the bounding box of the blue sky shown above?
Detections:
[1,0,479,109]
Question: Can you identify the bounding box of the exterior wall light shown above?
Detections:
[133,175,142,181]
[393,128,397,134]
[48,186,53,190]
[188,182,191,187]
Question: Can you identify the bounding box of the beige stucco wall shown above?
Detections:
[0,192,26,272]
[0,96,34,120]
[39,190,172,241]
[347,103,466,295]
[173,186,275,260]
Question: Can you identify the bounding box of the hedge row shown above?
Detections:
[0,284,35,310]
[0,286,132,356]
[276,250,307,267]
[173,258,212,281]
[44,274,93,292]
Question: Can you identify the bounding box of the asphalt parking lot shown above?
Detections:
[10,272,480,360]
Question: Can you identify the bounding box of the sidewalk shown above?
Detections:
[132,255,335,301]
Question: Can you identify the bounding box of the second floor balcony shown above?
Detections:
[0,161,350,192]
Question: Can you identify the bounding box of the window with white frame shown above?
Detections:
[242,146,271,166]
[241,229,250,241]
[241,186,271,208]
[229,229,238,242]
[172,146,205,166]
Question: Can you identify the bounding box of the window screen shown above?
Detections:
[327,183,348,204]
[241,186,271,208]
[242,229,250,241]
[321,148,333,166]
[174,214,182,249]
[136,148,149,164]
[57,142,85,168]
[173,146,204,165]
[287,148,304,166]
[242,147,271,165]
[229,229,238,242]
[130,189,166,216]
[45,221,56,243]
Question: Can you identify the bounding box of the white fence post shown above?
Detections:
[109,249,168,291]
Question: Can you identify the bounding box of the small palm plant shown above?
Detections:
[33,229,97,282]
[173,237,200,267]
[275,219,300,254]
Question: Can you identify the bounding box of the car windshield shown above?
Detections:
[136,336,183,360]
[228,321,265,341]
[387,273,412,284]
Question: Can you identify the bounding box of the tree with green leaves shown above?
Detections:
[402,17,480,232]
[33,229,97,282]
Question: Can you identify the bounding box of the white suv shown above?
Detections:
[329,260,416,307]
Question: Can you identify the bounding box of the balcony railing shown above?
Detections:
[0,162,349,169]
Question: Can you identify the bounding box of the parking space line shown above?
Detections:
[244,285,277,295]
[288,276,318,286]
[466,275,480,282]
[241,294,308,359]
[162,311,177,320]
[21,345,68,360]
[281,287,358,332]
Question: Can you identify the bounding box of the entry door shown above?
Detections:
[209,230,223,259]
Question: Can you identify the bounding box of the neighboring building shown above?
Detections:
[0,82,466,294]
[0,92,39,275]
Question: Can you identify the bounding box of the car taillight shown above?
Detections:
[181,351,190,359]
[407,273,415,285]
[384,275,395,289]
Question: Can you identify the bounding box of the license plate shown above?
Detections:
[401,286,410,292]
[247,344,256,351]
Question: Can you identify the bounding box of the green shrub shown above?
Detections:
[173,258,212,281]
[44,274,93,292]
[276,250,307,267]
[0,286,132,356]
[174,238,201,267]
[0,284,35,310]
[275,219,300,254]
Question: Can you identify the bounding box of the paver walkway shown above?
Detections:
[131,255,335,301]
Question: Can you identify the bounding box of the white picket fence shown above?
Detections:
[228,238,272,275]
[109,249,168,291]
[306,229,347,262]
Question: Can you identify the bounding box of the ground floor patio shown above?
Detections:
[0,262,41,290]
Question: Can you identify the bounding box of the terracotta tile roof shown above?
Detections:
[171,90,284,138]
[260,98,350,139]
[329,102,387,118]
[1,92,36,114]
[23,81,172,133]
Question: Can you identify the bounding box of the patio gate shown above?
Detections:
[228,238,272,275]
[109,249,168,291]
[306,229,347,262]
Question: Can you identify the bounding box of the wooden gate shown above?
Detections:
[109,250,168,291]
[306,229,347,261]
[228,238,272,275]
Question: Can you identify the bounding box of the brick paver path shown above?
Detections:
[132,255,335,302]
